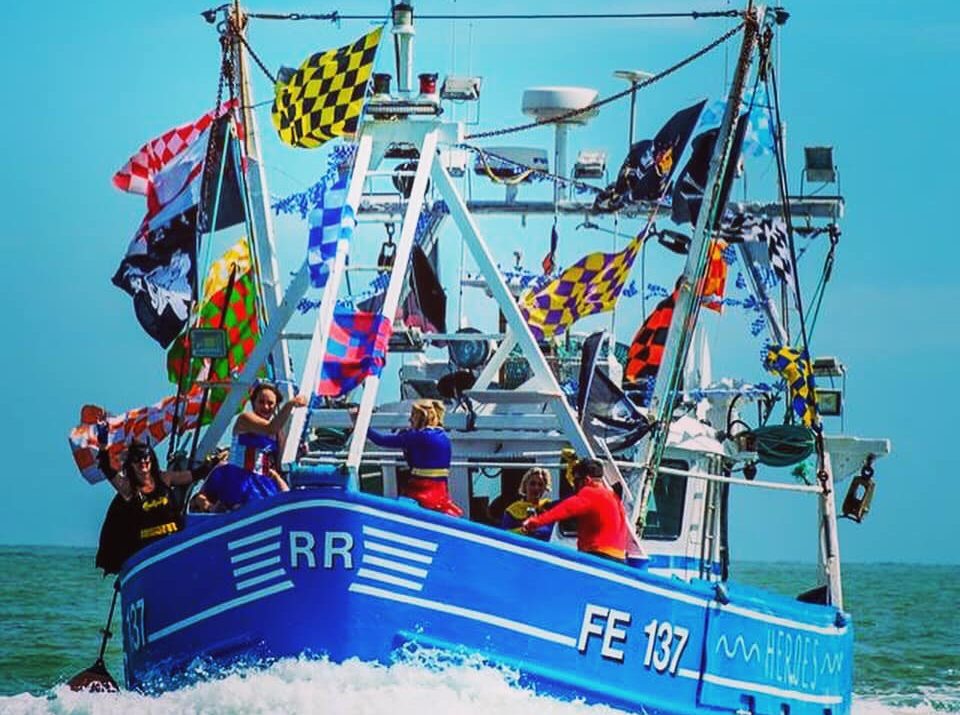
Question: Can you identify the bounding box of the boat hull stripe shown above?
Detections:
[355,568,423,591]
[701,672,843,705]
[147,581,295,643]
[229,542,281,564]
[348,582,577,647]
[232,556,281,577]
[361,554,429,578]
[364,541,434,564]
[235,568,288,591]
[227,526,282,551]
[362,525,438,551]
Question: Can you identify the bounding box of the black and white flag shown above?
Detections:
[720,211,797,306]
[763,217,796,297]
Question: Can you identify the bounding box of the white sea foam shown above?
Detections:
[1,658,955,715]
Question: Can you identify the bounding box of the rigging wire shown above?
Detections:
[465,21,744,140]
[766,60,811,354]
[245,10,743,22]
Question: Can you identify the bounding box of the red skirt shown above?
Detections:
[401,477,463,517]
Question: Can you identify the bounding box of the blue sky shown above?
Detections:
[0,1,956,564]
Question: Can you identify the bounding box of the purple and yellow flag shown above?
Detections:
[520,233,643,341]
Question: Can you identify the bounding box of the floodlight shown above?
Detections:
[816,389,843,417]
[441,76,482,101]
[812,356,845,378]
[573,150,607,179]
[804,146,836,183]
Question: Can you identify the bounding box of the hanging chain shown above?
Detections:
[465,20,744,141]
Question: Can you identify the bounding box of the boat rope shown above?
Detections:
[806,225,840,336]
[233,26,278,85]
[459,144,601,195]
[245,10,744,22]
[169,27,235,461]
[474,149,534,185]
[763,52,833,493]
[465,21,744,140]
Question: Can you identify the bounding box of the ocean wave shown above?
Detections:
[0,656,627,715]
[1,656,956,715]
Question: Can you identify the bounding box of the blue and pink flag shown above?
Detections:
[316,311,393,397]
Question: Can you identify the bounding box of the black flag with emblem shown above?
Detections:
[594,99,706,212]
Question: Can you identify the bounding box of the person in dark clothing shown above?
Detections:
[522,458,629,562]
[95,440,217,573]
[95,493,139,574]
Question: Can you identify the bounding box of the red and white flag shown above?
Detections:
[68,386,206,485]
[112,100,238,215]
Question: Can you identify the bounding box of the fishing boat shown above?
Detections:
[71,3,892,713]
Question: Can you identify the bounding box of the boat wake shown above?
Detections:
[1,657,956,715]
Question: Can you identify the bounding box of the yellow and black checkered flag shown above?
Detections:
[271,27,383,149]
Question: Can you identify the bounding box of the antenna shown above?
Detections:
[521,87,599,203]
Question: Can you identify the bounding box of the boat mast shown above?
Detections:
[230,1,294,390]
[631,4,764,530]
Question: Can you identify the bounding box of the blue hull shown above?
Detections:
[120,486,853,714]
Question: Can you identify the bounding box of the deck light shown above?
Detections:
[392,3,413,29]
[812,356,845,378]
[804,146,836,183]
[816,389,843,417]
[440,75,482,101]
[189,328,227,359]
[573,150,607,179]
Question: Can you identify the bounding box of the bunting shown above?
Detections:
[720,212,796,304]
[520,233,643,340]
[111,209,197,348]
[702,239,729,313]
[112,107,247,346]
[542,224,559,275]
[272,27,383,149]
[316,311,393,397]
[113,101,237,212]
[765,345,817,427]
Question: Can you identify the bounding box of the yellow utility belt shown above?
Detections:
[410,468,449,478]
[140,522,178,540]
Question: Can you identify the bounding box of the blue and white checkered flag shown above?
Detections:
[697,86,774,158]
[307,172,356,288]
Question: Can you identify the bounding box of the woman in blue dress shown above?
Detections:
[197,382,307,511]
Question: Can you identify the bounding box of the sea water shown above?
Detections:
[0,547,956,714]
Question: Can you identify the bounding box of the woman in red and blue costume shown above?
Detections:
[364,400,463,517]
[198,382,306,511]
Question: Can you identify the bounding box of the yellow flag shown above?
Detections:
[271,27,383,149]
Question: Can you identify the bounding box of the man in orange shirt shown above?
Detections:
[521,458,629,562]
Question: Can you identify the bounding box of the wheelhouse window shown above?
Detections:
[642,459,689,541]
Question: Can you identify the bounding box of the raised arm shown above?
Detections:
[524,492,588,530]
[235,395,309,436]
[365,428,411,449]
